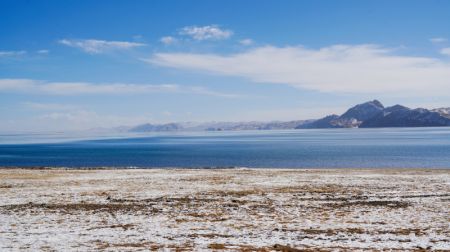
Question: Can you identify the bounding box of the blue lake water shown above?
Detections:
[0,128,449,168]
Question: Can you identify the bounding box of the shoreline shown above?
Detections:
[1,166,449,170]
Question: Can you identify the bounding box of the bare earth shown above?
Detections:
[0,168,449,251]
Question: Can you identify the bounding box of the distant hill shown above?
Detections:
[299,115,341,129]
[297,100,450,129]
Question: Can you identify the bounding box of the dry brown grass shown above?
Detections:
[324,200,411,208]
[377,228,427,236]
[87,223,135,231]
[179,175,234,184]
[186,211,229,222]
[0,169,93,180]
[209,184,363,196]
[0,202,159,214]
[0,173,58,180]
[213,189,266,197]
[187,233,233,238]
[272,184,352,194]
[236,245,271,252]
[298,227,366,236]
[273,244,318,252]
[208,243,226,249]
[95,240,161,250]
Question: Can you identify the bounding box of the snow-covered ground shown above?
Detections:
[0,168,449,251]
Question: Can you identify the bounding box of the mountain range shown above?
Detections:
[128,100,450,132]
[297,100,450,129]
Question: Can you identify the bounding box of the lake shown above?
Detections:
[0,127,449,168]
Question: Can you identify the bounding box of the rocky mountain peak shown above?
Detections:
[340,100,385,121]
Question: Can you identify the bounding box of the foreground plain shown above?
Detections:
[0,168,449,251]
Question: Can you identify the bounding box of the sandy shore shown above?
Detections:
[0,168,449,251]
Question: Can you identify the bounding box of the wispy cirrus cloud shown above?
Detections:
[186,86,240,98]
[0,79,241,98]
[148,44,450,95]
[179,25,233,41]
[36,49,49,54]
[160,36,177,45]
[58,39,146,54]
[430,37,448,44]
[239,39,254,46]
[0,50,26,57]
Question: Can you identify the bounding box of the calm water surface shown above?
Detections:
[0,128,449,168]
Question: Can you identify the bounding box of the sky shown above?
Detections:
[1,0,450,132]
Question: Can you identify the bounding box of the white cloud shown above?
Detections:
[239,39,253,46]
[58,39,146,54]
[187,86,241,98]
[39,82,179,95]
[148,44,450,95]
[23,102,78,111]
[37,49,49,54]
[160,36,177,45]
[0,50,26,57]
[0,79,35,90]
[430,37,447,43]
[179,25,233,40]
[0,79,240,98]
[440,48,450,56]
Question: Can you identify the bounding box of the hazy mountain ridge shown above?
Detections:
[129,123,183,132]
[128,120,313,132]
[128,100,450,132]
[204,120,314,131]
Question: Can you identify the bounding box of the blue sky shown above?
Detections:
[1,0,450,132]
